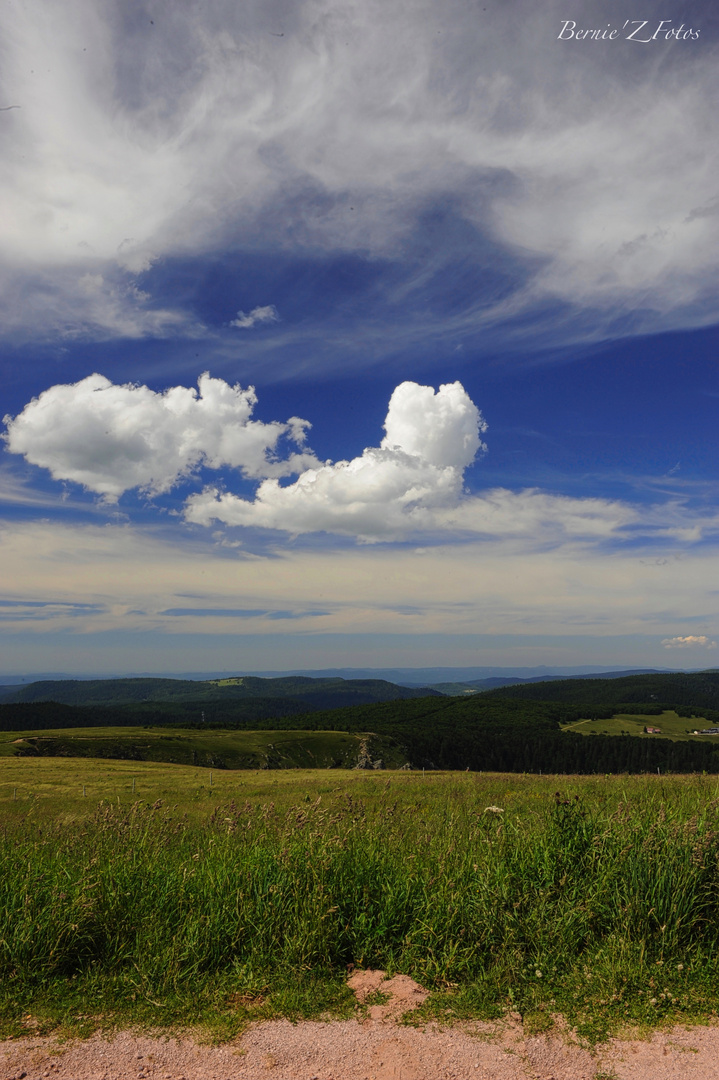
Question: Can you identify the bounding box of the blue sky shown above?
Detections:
[2,0,719,674]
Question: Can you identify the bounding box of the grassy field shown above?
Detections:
[2,760,719,1042]
[0,756,418,824]
[562,710,719,742]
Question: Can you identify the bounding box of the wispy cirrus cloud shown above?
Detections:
[0,0,718,349]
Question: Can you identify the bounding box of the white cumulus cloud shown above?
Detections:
[185,380,486,538]
[184,380,646,542]
[661,635,718,650]
[3,372,319,501]
[381,380,484,469]
[184,378,719,543]
[230,305,279,329]
[8,373,719,547]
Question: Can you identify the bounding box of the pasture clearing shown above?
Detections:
[2,763,719,1043]
[562,710,716,741]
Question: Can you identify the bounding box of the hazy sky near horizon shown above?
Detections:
[2,0,719,673]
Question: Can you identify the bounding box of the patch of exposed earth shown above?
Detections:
[2,971,719,1080]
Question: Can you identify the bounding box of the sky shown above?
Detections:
[2,0,719,675]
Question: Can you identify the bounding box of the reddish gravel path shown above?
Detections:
[2,973,719,1080]
[5,1017,719,1080]
[5,1016,719,1080]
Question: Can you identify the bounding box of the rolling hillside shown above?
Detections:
[489,671,719,713]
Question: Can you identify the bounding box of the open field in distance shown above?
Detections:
[562,710,719,741]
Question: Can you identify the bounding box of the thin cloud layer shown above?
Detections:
[3,373,319,500]
[1,519,719,654]
[186,476,645,543]
[0,0,718,345]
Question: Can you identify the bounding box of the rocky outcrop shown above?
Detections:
[353,736,385,770]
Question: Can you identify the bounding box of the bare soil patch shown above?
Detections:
[347,968,428,1021]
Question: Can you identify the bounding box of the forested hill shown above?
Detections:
[487,671,719,711]
[0,675,439,709]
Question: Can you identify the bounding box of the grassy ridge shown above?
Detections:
[2,767,719,1039]
[3,727,405,770]
[6,672,719,778]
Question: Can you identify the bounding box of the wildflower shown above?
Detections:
[677,963,684,971]
[484,806,504,814]
[649,997,657,1006]
[535,970,542,978]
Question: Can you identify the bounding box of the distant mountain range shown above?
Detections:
[428,670,675,694]
[0,665,691,688]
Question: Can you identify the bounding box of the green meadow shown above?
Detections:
[0,755,407,823]
[2,759,719,1041]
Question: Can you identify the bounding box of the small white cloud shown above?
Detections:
[230,305,279,330]
[661,635,718,649]
[3,372,319,501]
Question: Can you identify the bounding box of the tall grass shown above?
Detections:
[2,778,719,1035]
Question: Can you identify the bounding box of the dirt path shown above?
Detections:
[3,973,719,1080]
